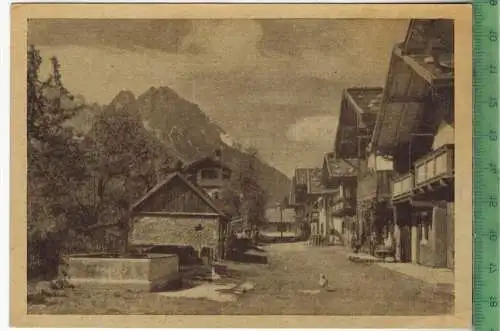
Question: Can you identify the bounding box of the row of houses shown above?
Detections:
[287,19,455,269]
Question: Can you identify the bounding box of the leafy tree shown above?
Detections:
[27,45,89,278]
[72,95,175,252]
[27,46,174,276]
[237,147,269,229]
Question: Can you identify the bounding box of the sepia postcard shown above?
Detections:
[11,3,472,328]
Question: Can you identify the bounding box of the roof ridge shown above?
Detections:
[130,171,225,216]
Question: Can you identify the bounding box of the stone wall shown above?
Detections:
[67,254,180,291]
[417,203,453,268]
[148,254,180,282]
[69,256,149,281]
[130,214,220,250]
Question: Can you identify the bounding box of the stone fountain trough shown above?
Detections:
[67,253,180,292]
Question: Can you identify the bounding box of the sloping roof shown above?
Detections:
[370,21,453,156]
[345,88,384,130]
[291,168,326,195]
[307,168,323,195]
[130,172,225,215]
[324,153,358,178]
[334,87,384,158]
[402,19,454,56]
[182,154,231,173]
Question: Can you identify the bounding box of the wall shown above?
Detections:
[329,217,344,244]
[394,203,412,262]
[319,198,328,237]
[432,122,454,150]
[367,154,393,171]
[204,188,221,200]
[148,255,180,282]
[69,256,150,281]
[130,214,219,250]
[311,222,318,235]
[68,254,179,291]
[417,203,452,268]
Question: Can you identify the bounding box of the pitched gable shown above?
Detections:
[324,153,358,178]
[307,168,324,195]
[131,173,223,215]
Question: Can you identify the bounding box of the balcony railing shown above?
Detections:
[392,173,414,200]
[414,144,454,188]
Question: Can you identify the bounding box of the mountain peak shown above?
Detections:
[111,90,136,110]
[143,86,180,99]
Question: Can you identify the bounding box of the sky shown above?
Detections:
[28,19,409,177]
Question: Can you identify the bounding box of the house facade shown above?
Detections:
[264,203,297,234]
[181,149,232,201]
[291,168,321,237]
[368,19,454,268]
[333,87,397,246]
[321,153,358,245]
[128,150,235,262]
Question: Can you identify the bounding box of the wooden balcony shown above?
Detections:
[392,172,414,201]
[357,170,393,202]
[414,144,454,189]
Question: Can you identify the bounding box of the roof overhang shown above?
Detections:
[370,44,453,156]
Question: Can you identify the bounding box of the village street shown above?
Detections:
[28,242,454,316]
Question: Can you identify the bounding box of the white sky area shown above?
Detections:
[32,19,408,176]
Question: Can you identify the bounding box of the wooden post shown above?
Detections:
[279,203,284,240]
[393,205,401,262]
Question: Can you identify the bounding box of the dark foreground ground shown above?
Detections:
[28,243,453,315]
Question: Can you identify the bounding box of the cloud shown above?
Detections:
[179,20,263,61]
[286,115,338,145]
[32,19,409,176]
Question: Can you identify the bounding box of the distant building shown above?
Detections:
[369,19,454,268]
[321,153,358,245]
[264,203,297,234]
[128,150,235,262]
[288,167,342,245]
[181,149,232,201]
[334,87,396,247]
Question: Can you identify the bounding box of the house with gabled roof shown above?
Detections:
[320,153,358,245]
[334,87,384,160]
[368,19,454,268]
[180,149,232,201]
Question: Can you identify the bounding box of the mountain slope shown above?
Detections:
[134,86,291,203]
[76,87,291,203]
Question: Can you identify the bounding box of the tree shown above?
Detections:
[81,104,174,252]
[27,45,89,278]
[237,147,269,229]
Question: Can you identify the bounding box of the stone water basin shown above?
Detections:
[67,253,180,292]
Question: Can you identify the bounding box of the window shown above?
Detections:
[222,169,231,180]
[201,169,218,179]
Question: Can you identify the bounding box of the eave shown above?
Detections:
[370,43,451,156]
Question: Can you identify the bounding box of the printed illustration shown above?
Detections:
[26,18,455,315]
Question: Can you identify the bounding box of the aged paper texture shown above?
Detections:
[11,3,472,328]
